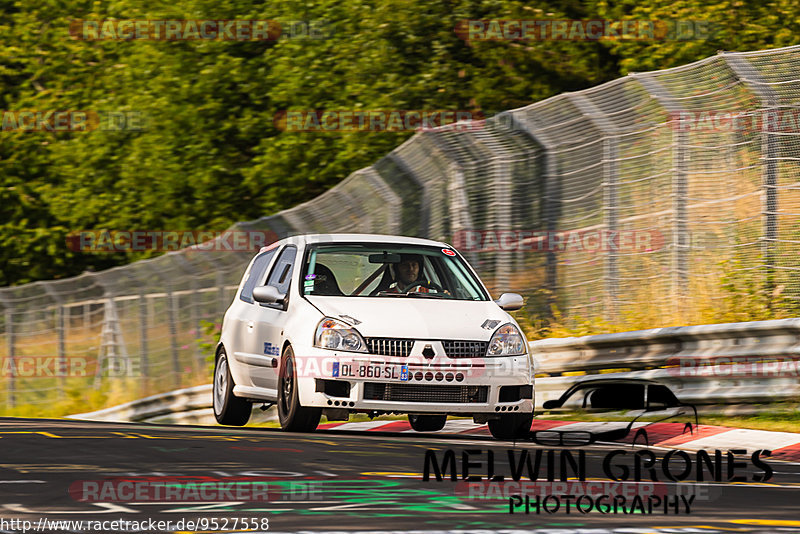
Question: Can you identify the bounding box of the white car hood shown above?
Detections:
[304,296,509,340]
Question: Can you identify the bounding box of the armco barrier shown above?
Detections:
[68,384,277,425]
[69,318,800,423]
[9,44,800,416]
[532,318,800,412]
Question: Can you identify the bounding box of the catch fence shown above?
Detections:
[2,45,800,414]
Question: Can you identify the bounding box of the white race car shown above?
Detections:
[213,233,534,439]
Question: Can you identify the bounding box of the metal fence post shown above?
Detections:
[360,167,403,235]
[57,305,65,386]
[603,137,619,320]
[166,285,181,386]
[491,148,513,292]
[139,292,148,394]
[567,93,620,321]
[1,298,15,409]
[505,112,559,316]
[374,152,431,238]
[721,52,779,297]
[634,74,689,316]
[42,287,66,390]
[216,270,227,319]
[191,279,202,374]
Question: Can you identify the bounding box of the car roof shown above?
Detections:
[269,233,452,248]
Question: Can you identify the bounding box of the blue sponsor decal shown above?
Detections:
[400,365,409,381]
[263,342,280,356]
[332,361,340,377]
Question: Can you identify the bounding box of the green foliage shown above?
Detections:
[197,318,221,373]
[2,0,800,288]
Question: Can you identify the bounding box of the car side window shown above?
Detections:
[239,249,278,304]
[263,246,297,307]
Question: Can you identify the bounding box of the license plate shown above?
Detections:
[333,362,408,381]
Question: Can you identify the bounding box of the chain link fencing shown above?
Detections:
[2,45,800,415]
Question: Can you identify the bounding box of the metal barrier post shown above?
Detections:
[504,112,559,316]
[1,299,15,408]
[42,287,66,390]
[568,93,620,321]
[634,74,690,315]
[722,52,779,298]
[139,292,148,394]
[216,270,227,319]
[167,286,180,386]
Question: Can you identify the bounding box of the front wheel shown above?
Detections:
[278,346,321,432]
[213,349,251,426]
[408,414,447,432]
[488,413,533,440]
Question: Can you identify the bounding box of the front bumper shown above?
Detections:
[291,344,534,415]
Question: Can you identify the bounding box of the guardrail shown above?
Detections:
[68,384,277,425]
[69,318,800,424]
[532,318,800,413]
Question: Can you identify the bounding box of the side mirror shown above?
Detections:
[253,285,286,305]
[542,399,561,410]
[495,293,524,311]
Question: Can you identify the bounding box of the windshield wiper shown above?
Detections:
[401,292,452,299]
[374,291,450,299]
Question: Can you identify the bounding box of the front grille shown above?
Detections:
[365,338,414,357]
[363,383,488,403]
[365,338,489,358]
[442,340,488,358]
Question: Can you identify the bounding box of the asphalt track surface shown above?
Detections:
[1,417,800,533]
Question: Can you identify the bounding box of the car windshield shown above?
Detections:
[300,243,488,300]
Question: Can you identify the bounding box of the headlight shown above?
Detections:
[486,323,527,356]
[314,317,368,352]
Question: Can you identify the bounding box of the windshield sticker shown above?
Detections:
[442,248,456,256]
[304,274,317,280]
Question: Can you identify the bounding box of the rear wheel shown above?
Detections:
[488,413,533,440]
[278,346,321,432]
[408,414,447,432]
[213,349,251,426]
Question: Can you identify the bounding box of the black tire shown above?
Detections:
[408,414,447,432]
[278,346,321,432]
[213,349,251,426]
[488,413,533,440]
